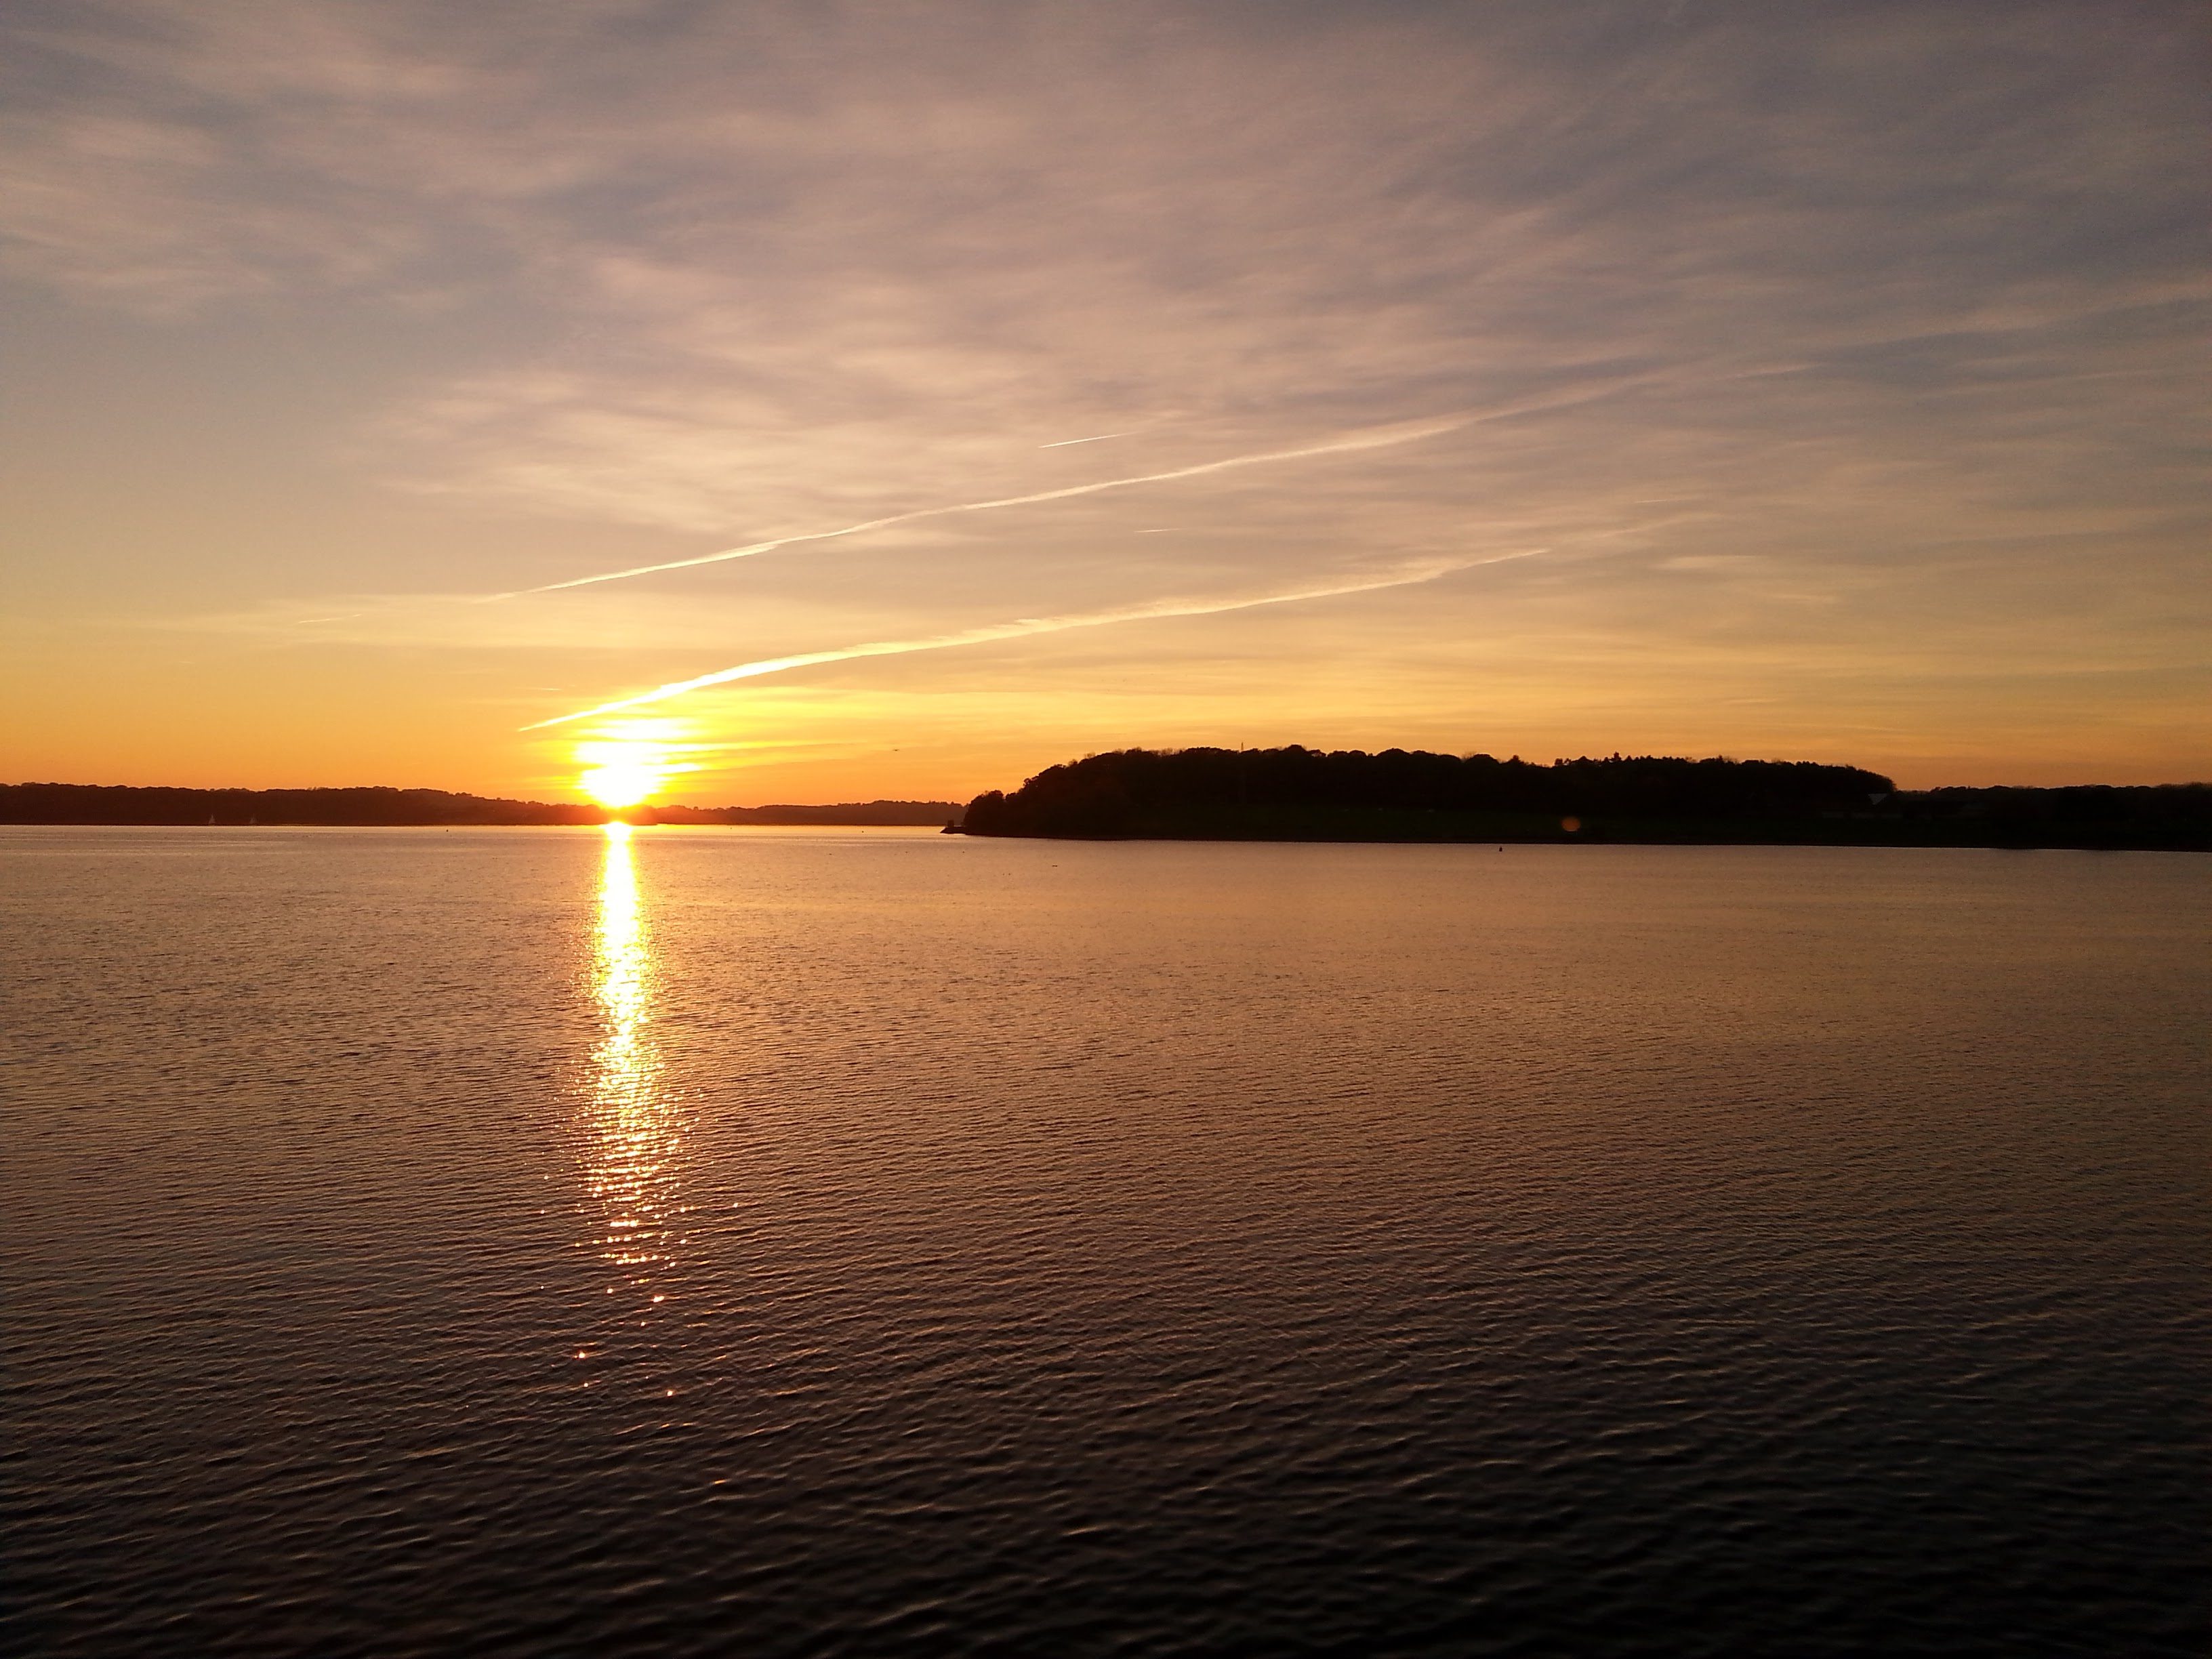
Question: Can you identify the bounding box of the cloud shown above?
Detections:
[9,4,2205,523]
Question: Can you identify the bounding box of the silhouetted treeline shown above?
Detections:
[958,748,2211,849]
[0,783,961,828]
[0,783,600,826]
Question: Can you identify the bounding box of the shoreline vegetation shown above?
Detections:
[0,783,962,829]
[956,747,2212,851]
[7,750,2208,848]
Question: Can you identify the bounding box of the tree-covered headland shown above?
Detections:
[958,747,2211,849]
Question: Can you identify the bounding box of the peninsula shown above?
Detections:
[956,747,2211,851]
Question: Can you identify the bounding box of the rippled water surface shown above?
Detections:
[5,827,2206,1656]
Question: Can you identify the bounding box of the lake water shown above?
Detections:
[4,827,2205,1656]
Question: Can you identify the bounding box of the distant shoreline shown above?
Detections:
[0,783,964,830]
[9,763,2207,849]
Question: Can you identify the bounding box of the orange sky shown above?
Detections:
[3,2,2207,802]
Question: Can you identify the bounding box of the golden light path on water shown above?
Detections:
[584,822,684,1303]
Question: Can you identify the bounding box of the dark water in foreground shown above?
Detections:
[4,827,2205,1657]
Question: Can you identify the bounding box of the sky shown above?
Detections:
[2,0,2207,804]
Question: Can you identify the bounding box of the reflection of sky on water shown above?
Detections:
[584,822,683,1300]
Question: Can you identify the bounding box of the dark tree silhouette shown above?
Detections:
[0,784,961,828]
[959,748,2209,849]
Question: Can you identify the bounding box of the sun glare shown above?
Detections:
[581,756,663,809]
[575,724,692,809]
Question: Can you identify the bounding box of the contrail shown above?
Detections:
[1040,430,1134,448]
[510,415,1471,596]
[520,551,1538,731]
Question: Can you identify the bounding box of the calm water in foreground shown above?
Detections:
[3,827,2206,1656]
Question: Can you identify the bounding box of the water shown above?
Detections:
[4,826,2205,1656]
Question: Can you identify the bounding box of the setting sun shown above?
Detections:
[575,725,693,809]
[579,754,663,809]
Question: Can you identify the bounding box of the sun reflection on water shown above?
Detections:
[584,821,684,1296]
